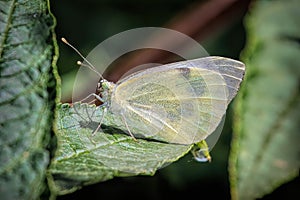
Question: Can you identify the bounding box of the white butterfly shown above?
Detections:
[62,38,245,162]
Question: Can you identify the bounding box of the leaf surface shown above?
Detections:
[229,1,300,199]
[48,103,192,195]
[0,0,57,199]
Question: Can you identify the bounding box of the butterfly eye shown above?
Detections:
[95,79,105,95]
[101,82,110,90]
[96,78,110,91]
[98,79,105,86]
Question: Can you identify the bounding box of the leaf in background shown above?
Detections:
[0,0,57,199]
[229,1,300,199]
[48,103,192,196]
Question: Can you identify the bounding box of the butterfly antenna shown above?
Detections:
[77,61,103,78]
[61,37,103,79]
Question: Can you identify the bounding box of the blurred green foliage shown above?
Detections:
[230,1,300,199]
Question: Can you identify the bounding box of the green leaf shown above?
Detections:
[48,103,192,196]
[0,0,57,199]
[229,1,300,199]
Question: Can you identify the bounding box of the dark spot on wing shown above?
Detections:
[178,67,191,79]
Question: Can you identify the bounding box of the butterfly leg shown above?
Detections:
[77,93,104,104]
[92,106,107,136]
[72,103,94,127]
[70,93,102,122]
[121,113,137,141]
[191,140,211,162]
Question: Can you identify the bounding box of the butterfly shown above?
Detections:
[62,38,245,162]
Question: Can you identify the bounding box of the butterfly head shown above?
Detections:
[96,78,114,104]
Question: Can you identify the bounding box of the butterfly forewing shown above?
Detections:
[109,57,242,145]
[111,68,198,144]
[188,56,245,103]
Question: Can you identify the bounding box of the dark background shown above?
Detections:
[51,0,299,199]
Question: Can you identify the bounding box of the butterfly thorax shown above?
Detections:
[96,78,115,106]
